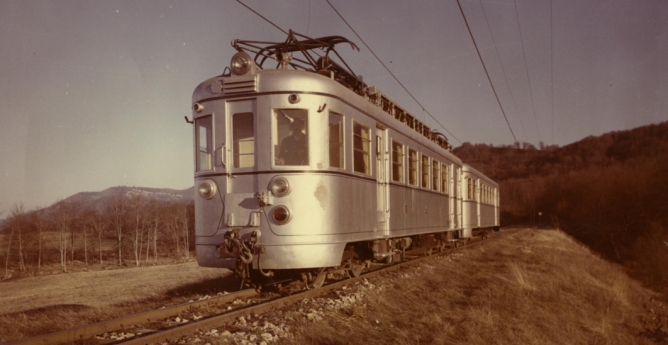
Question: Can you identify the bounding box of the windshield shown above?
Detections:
[274,109,309,166]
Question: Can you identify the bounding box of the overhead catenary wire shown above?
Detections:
[512,0,541,144]
[478,0,528,142]
[550,0,554,145]
[236,0,288,35]
[455,0,518,144]
[326,0,462,145]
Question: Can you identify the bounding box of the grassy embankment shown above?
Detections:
[275,229,666,345]
[0,262,234,344]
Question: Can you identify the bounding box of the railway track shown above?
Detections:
[6,234,496,345]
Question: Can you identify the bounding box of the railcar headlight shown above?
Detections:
[269,177,291,197]
[230,52,252,76]
[272,206,291,224]
[198,180,217,200]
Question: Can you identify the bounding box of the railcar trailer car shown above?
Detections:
[191,32,500,288]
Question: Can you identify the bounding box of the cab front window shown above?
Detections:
[274,109,309,166]
[195,115,212,172]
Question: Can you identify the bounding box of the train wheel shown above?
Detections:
[348,262,364,278]
[311,268,327,289]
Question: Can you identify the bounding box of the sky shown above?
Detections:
[1,0,667,217]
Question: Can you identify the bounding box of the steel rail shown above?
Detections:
[119,236,490,345]
[5,234,498,345]
[3,289,258,345]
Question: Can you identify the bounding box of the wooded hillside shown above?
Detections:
[454,121,668,293]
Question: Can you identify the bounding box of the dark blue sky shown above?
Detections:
[1,0,667,216]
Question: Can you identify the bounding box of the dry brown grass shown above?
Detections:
[271,229,664,345]
[0,262,237,343]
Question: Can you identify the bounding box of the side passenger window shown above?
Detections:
[432,162,439,191]
[328,113,344,168]
[408,149,418,186]
[392,141,404,182]
[353,123,370,174]
[421,155,429,189]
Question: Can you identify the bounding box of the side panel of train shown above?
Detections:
[462,164,500,236]
[193,70,497,271]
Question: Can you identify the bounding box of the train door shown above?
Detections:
[376,127,389,234]
[223,99,259,228]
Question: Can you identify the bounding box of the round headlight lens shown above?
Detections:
[272,206,291,224]
[270,177,290,197]
[230,52,252,75]
[198,181,217,200]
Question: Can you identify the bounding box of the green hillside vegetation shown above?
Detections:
[454,121,668,294]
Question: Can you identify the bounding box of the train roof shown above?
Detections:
[223,31,453,152]
[462,164,498,187]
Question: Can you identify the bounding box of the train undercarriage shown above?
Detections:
[221,228,497,290]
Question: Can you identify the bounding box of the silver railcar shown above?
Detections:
[191,33,500,286]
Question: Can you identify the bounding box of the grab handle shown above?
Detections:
[221,144,226,168]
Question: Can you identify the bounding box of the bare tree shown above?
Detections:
[3,208,15,279]
[27,208,49,271]
[9,203,27,272]
[168,209,180,259]
[147,199,163,263]
[129,193,146,266]
[181,202,192,259]
[104,191,128,266]
[80,208,98,266]
[53,200,74,272]
[69,200,82,265]
[90,209,106,265]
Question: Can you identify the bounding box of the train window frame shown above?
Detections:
[352,121,371,175]
[195,115,213,172]
[432,160,439,191]
[476,180,479,201]
[408,148,418,186]
[232,112,255,169]
[328,112,345,170]
[272,108,310,168]
[441,163,448,194]
[391,140,404,183]
[421,154,430,189]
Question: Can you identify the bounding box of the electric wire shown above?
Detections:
[512,0,541,143]
[306,0,311,35]
[455,0,518,144]
[236,0,288,35]
[478,0,528,142]
[326,0,461,145]
[550,0,554,145]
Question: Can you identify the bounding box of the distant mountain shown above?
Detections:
[61,186,195,212]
